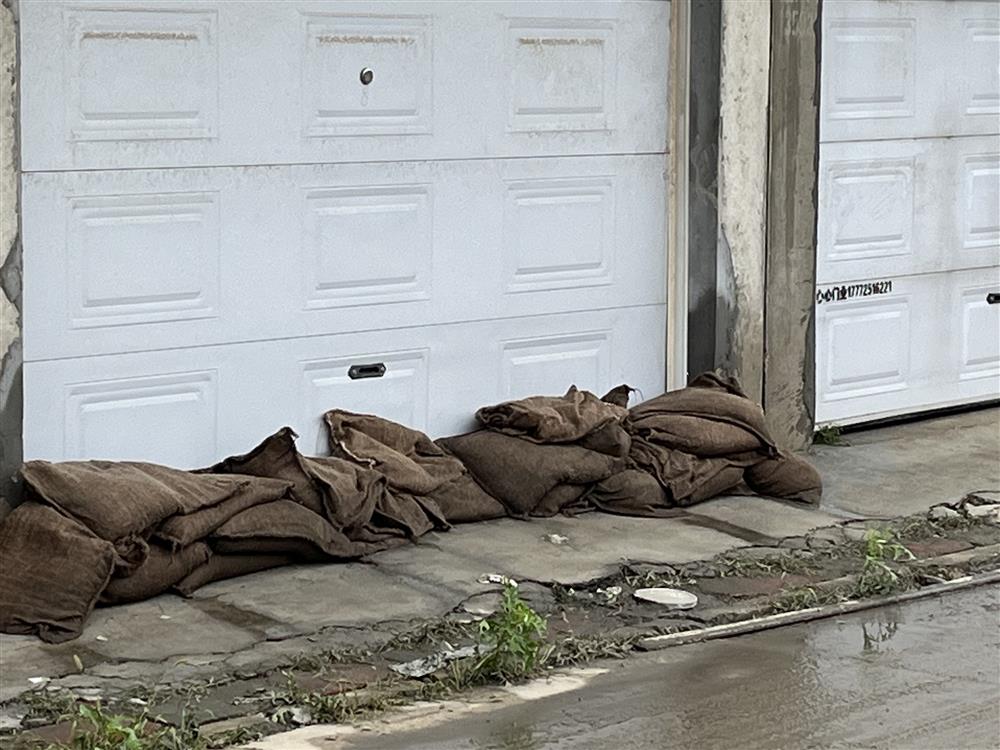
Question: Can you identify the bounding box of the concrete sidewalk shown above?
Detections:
[2,407,997,708]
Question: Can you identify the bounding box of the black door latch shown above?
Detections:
[348,362,387,380]
[988,293,1000,305]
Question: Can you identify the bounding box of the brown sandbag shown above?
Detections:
[174,553,297,596]
[627,372,777,457]
[439,430,620,517]
[744,453,823,505]
[587,469,682,517]
[475,385,627,444]
[629,437,756,506]
[325,410,503,524]
[21,461,256,542]
[0,503,116,643]
[101,542,211,604]
[156,477,293,548]
[206,427,326,516]
[209,499,398,561]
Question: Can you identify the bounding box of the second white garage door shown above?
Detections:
[19,1,671,464]
[816,0,1000,425]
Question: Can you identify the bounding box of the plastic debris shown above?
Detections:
[596,585,623,604]
[545,533,570,545]
[633,587,699,609]
[95,635,108,642]
[27,677,48,686]
[389,645,482,678]
[477,573,518,587]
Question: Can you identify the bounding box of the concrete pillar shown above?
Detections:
[715,0,771,404]
[763,0,821,450]
[0,0,19,519]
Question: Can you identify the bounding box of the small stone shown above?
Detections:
[966,504,1000,522]
[929,506,960,520]
[545,533,569,545]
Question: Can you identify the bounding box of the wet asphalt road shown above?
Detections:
[336,586,1000,750]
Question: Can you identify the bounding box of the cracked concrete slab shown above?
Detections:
[189,563,460,630]
[384,515,747,586]
[685,496,845,540]
[814,408,999,518]
[68,596,261,663]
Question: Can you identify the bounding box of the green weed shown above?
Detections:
[473,581,549,682]
[813,424,849,446]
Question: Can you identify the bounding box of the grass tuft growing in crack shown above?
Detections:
[855,528,916,598]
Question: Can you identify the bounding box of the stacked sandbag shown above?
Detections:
[439,387,630,517]
[1,462,291,642]
[324,411,507,523]
[620,373,822,506]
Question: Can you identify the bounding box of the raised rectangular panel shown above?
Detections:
[962,155,1000,251]
[506,17,616,133]
[64,8,218,141]
[301,13,432,137]
[302,185,432,309]
[64,371,218,465]
[67,192,220,329]
[503,176,614,293]
[822,297,910,400]
[825,19,915,123]
[300,349,429,454]
[824,159,914,263]
[500,331,611,400]
[959,287,1000,380]
[963,19,1000,117]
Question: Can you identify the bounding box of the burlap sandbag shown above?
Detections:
[0,503,116,643]
[174,553,297,596]
[101,542,211,604]
[325,410,503,524]
[206,428,326,515]
[586,469,682,517]
[21,461,256,542]
[439,430,620,517]
[627,373,776,457]
[744,453,823,505]
[155,476,292,548]
[476,386,627,444]
[209,499,398,561]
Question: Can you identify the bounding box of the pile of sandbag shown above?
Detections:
[0,374,821,643]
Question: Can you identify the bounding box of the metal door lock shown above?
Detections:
[987,293,1000,305]
[348,362,386,380]
[360,67,374,85]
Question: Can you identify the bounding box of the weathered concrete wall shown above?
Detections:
[764,0,821,450]
[715,0,770,404]
[0,0,20,519]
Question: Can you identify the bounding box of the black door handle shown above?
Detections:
[348,363,386,380]
[988,293,1000,305]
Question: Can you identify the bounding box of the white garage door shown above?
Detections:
[816,0,1000,425]
[19,1,670,464]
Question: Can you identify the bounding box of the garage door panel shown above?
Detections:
[822,0,1000,142]
[816,271,999,424]
[23,155,665,361]
[20,0,669,170]
[955,277,1000,383]
[818,135,1000,284]
[24,305,665,465]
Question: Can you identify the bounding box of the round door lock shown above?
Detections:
[360,67,374,85]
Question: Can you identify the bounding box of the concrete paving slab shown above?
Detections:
[189,562,459,630]
[382,515,746,586]
[0,636,80,702]
[685,496,844,540]
[74,596,260,663]
[814,408,999,518]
